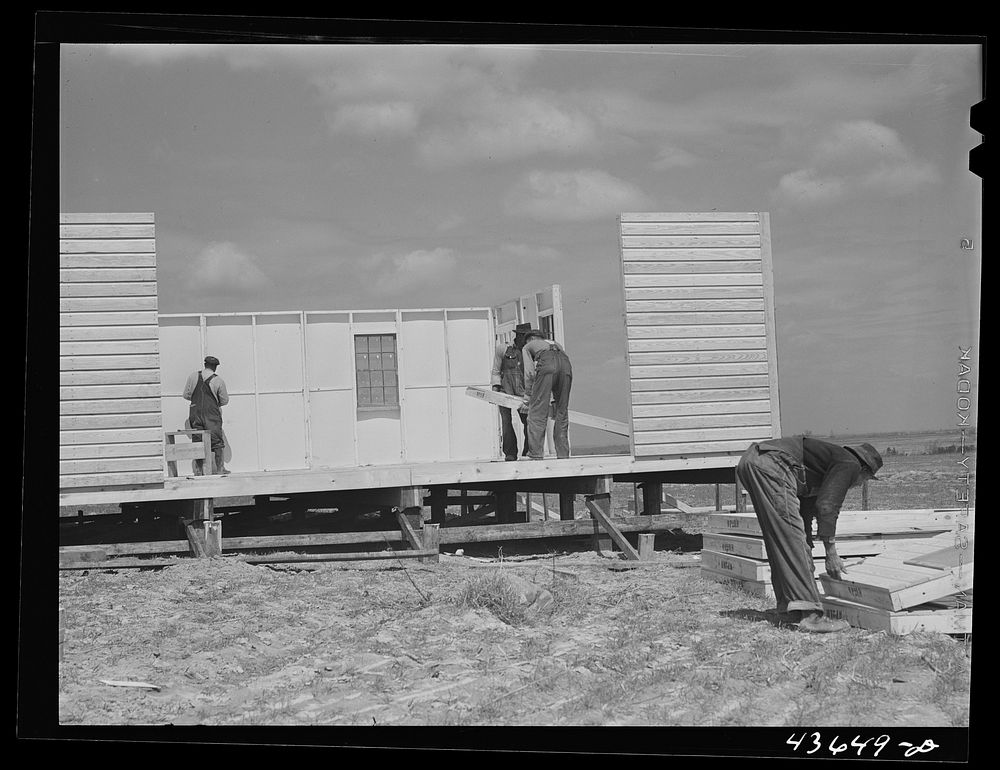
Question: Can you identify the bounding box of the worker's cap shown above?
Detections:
[843,443,883,479]
[524,328,546,339]
[514,323,533,334]
[204,355,221,367]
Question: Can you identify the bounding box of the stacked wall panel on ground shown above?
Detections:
[59,214,164,490]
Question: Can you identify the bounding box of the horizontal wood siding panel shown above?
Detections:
[633,400,773,418]
[60,354,160,371]
[60,325,159,341]
[60,413,163,430]
[60,212,164,490]
[60,384,162,399]
[625,287,764,300]
[60,224,156,239]
[60,239,156,254]
[626,299,765,312]
[631,376,770,392]
[627,325,766,339]
[621,213,759,223]
[60,268,157,282]
[60,456,164,474]
[60,442,163,460]
[622,248,761,261]
[620,222,761,236]
[60,282,158,297]
[626,312,766,325]
[60,427,164,445]
[61,213,155,224]
[59,253,157,268]
[634,440,758,456]
[633,414,773,431]
[60,297,158,312]
[634,426,771,444]
[622,236,760,249]
[628,350,769,365]
[630,363,769,378]
[624,273,763,287]
[60,311,158,327]
[630,388,772,404]
[59,471,164,489]
[623,261,762,274]
[61,340,159,356]
[628,337,767,352]
[620,212,778,458]
[60,370,161,386]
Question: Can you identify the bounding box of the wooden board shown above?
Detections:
[706,509,972,538]
[701,532,909,560]
[819,561,973,612]
[904,539,974,570]
[701,548,864,581]
[820,596,973,635]
[465,386,631,437]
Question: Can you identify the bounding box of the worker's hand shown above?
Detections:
[825,552,848,580]
[492,385,502,392]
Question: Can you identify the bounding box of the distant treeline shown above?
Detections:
[884,444,976,456]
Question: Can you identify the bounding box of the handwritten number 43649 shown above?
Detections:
[786,733,939,757]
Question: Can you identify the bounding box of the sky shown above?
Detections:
[57,37,983,445]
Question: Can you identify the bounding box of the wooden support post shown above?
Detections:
[585,494,641,561]
[525,493,533,523]
[422,523,440,563]
[559,492,575,521]
[541,493,549,521]
[715,484,722,512]
[193,498,214,521]
[496,490,517,524]
[862,480,870,511]
[203,520,222,557]
[638,533,655,561]
[641,482,662,517]
[735,472,747,513]
[430,488,446,525]
[633,484,640,516]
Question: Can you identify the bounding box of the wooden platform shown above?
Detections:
[820,595,972,635]
[59,452,741,509]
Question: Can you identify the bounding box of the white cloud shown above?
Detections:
[417,90,599,166]
[366,247,459,295]
[187,242,269,294]
[498,243,563,261]
[774,120,938,207]
[652,145,700,169]
[505,169,650,222]
[327,101,420,137]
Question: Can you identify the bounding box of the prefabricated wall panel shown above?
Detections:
[620,213,780,459]
[59,214,164,489]
[157,308,498,472]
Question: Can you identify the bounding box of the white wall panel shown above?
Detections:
[400,311,447,387]
[449,386,498,461]
[357,411,403,465]
[216,395,259,472]
[401,388,450,462]
[158,317,202,397]
[256,315,304,392]
[205,317,254,393]
[446,310,492,385]
[305,313,353,390]
[308,390,357,468]
[258,393,307,470]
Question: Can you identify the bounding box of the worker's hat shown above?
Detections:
[204,355,221,368]
[514,323,533,334]
[843,443,883,479]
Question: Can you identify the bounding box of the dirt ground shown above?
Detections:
[58,546,971,727]
[57,436,974,727]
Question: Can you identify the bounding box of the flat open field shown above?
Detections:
[57,433,974,727]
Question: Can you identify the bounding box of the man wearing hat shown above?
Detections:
[491,323,533,461]
[736,435,883,633]
[521,328,573,460]
[182,355,231,475]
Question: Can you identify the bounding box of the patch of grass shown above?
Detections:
[455,572,527,627]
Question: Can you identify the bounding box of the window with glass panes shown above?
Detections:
[355,334,399,407]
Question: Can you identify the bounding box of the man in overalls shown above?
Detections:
[736,436,883,633]
[491,322,532,461]
[183,355,230,475]
[521,328,573,460]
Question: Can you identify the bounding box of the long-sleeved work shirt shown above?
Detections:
[756,435,864,542]
[521,337,568,395]
[183,369,230,407]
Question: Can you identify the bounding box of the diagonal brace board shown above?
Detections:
[585,493,641,561]
[466,386,631,437]
[396,510,423,552]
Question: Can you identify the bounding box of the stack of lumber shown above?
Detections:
[700,509,973,630]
